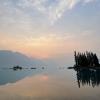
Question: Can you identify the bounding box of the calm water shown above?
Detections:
[0,66,100,100]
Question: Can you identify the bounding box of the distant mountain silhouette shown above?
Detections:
[0,50,45,85]
[0,50,43,68]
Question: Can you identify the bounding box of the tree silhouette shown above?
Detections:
[74,51,100,67]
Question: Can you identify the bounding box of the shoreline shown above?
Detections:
[68,66,100,70]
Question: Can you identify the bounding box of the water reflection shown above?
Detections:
[0,68,41,85]
[75,68,100,88]
[0,67,100,100]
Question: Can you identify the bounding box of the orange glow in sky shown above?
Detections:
[0,33,96,59]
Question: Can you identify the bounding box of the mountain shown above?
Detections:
[0,50,44,68]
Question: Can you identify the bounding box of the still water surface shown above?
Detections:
[0,67,100,100]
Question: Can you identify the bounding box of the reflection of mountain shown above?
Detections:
[0,69,38,85]
[0,50,43,68]
[75,68,100,88]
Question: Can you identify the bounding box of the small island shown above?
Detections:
[68,51,100,70]
[12,65,23,70]
[73,51,100,69]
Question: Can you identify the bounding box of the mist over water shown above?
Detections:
[0,52,100,100]
[0,66,100,100]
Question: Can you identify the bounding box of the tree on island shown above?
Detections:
[74,51,100,67]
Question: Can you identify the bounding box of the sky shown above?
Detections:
[0,0,100,61]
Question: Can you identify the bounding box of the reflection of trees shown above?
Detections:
[75,68,100,88]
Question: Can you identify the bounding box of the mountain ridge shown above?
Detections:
[0,50,43,68]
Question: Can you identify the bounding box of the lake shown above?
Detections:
[0,66,100,100]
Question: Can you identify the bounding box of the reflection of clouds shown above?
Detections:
[40,74,49,81]
[0,73,73,99]
[0,72,100,100]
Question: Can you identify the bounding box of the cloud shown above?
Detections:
[18,0,96,24]
[84,0,95,3]
[0,0,96,25]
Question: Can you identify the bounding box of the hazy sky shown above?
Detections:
[0,0,100,59]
